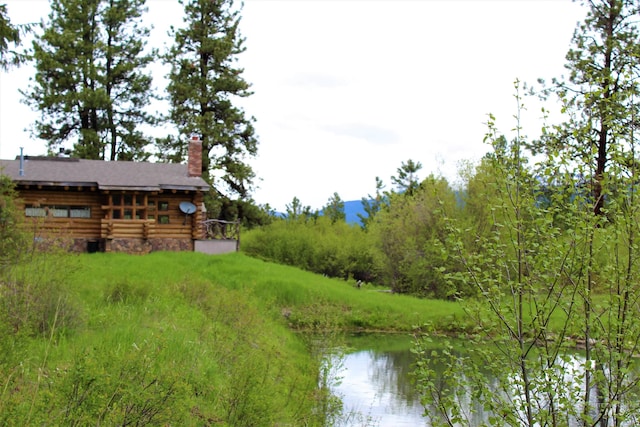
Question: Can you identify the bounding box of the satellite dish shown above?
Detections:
[179,201,197,225]
[179,201,197,214]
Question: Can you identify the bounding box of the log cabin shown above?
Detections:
[0,138,212,254]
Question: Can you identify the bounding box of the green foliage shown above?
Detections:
[414,80,640,425]
[163,0,257,204]
[323,192,346,224]
[369,174,465,298]
[0,3,32,70]
[391,159,422,196]
[242,215,381,283]
[23,0,157,160]
[211,196,274,228]
[358,176,387,231]
[285,196,317,222]
[534,0,640,216]
[0,173,27,266]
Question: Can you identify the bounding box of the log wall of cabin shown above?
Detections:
[17,187,103,238]
[15,186,205,253]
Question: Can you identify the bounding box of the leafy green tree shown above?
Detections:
[371,174,461,297]
[323,192,345,224]
[535,0,640,216]
[212,195,273,228]
[459,133,520,245]
[0,3,32,70]
[358,176,386,231]
[415,81,640,426]
[24,0,156,160]
[285,196,316,222]
[391,159,422,196]
[163,0,257,205]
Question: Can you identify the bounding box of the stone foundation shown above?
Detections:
[149,238,194,252]
[49,238,194,254]
[107,238,194,253]
[106,238,153,254]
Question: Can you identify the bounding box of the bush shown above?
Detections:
[0,253,80,339]
[0,173,28,267]
[242,216,380,284]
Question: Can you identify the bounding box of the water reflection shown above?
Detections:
[331,334,640,427]
[331,334,426,426]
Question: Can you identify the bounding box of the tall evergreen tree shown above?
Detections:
[0,3,32,70]
[391,159,422,196]
[358,176,386,231]
[535,0,640,216]
[101,0,156,160]
[162,0,257,204]
[323,192,345,224]
[23,0,156,160]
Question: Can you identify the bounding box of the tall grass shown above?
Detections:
[0,250,468,425]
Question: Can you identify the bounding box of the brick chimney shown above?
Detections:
[188,135,203,177]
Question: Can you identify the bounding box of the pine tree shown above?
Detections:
[0,3,32,70]
[323,192,345,224]
[163,0,257,202]
[391,159,422,196]
[23,0,156,160]
[358,176,386,230]
[101,0,156,160]
[536,0,640,216]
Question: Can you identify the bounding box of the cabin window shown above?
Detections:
[25,205,91,218]
[158,201,169,211]
[51,206,70,217]
[158,215,170,224]
[109,193,148,220]
[70,207,91,218]
[25,206,46,217]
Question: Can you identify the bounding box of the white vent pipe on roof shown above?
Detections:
[19,147,24,177]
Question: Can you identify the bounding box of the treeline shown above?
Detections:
[241,153,503,299]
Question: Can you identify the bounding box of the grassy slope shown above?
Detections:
[72,251,468,330]
[1,251,466,425]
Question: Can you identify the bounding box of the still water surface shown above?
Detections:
[331,334,639,427]
[331,334,427,426]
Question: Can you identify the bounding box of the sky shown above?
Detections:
[0,0,587,212]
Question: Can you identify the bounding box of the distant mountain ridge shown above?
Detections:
[275,191,465,226]
[343,200,366,225]
[273,200,368,226]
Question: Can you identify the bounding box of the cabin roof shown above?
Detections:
[0,156,210,192]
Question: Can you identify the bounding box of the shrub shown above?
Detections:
[242,216,380,284]
[0,173,28,267]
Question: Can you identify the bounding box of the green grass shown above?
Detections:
[0,250,468,425]
[69,250,468,333]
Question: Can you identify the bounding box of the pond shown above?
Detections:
[330,333,426,426]
[329,333,640,427]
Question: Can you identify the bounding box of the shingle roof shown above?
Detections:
[0,156,210,192]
